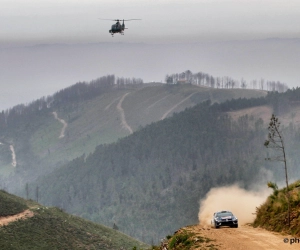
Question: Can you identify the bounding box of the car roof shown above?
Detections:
[215,211,233,214]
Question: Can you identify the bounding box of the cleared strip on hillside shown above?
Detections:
[161,92,200,120]
[9,145,17,167]
[52,112,68,138]
[146,93,173,110]
[117,93,133,134]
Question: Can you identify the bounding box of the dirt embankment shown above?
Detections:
[0,210,34,227]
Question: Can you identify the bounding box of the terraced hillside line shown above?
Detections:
[104,96,122,111]
[52,111,68,138]
[9,145,17,167]
[117,93,133,134]
[0,209,34,227]
[146,93,173,110]
[160,92,199,120]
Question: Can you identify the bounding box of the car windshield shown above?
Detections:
[216,212,233,217]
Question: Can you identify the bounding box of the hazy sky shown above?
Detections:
[0,0,299,110]
[1,0,300,46]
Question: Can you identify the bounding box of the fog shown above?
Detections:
[1,0,300,45]
[198,184,271,226]
[0,0,299,110]
[1,39,299,110]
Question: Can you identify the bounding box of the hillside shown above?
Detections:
[0,78,266,188]
[0,190,148,250]
[27,94,297,243]
[24,88,300,244]
[2,77,300,244]
[253,180,300,237]
[29,83,267,166]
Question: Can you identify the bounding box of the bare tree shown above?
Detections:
[25,183,29,199]
[241,78,247,89]
[259,78,265,90]
[36,186,39,203]
[264,114,290,227]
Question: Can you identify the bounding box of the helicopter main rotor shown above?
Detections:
[99,19,141,22]
[99,18,141,37]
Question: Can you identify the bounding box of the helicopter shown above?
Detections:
[99,19,141,36]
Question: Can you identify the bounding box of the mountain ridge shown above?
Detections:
[0,189,149,250]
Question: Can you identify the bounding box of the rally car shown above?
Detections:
[211,210,238,228]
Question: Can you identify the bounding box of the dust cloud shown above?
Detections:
[198,184,271,226]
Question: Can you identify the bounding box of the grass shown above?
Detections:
[0,190,149,250]
[28,89,131,168]
[27,84,266,173]
[29,114,63,157]
[151,227,218,250]
[0,190,28,216]
[253,180,300,236]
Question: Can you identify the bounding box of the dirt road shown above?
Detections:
[117,92,133,134]
[187,224,300,249]
[52,111,68,138]
[0,209,34,227]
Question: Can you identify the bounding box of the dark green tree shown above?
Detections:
[113,223,119,230]
[264,114,290,227]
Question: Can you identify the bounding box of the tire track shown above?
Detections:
[146,93,173,110]
[117,93,133,134]
[160,92,199,120]
[104,96,122,111]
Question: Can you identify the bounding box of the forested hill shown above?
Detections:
[0,75,266,191]
[32,88,300,243]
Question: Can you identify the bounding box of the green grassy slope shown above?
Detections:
[28,84,266,169]
[0,190,148,250]
[0,82,267,179]
[0,190,28,216]
[151,226,217,250]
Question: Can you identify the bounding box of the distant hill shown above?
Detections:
[0,77,266,188]
[0,190,149,250]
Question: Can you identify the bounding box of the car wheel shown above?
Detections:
[214,223,219,229]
